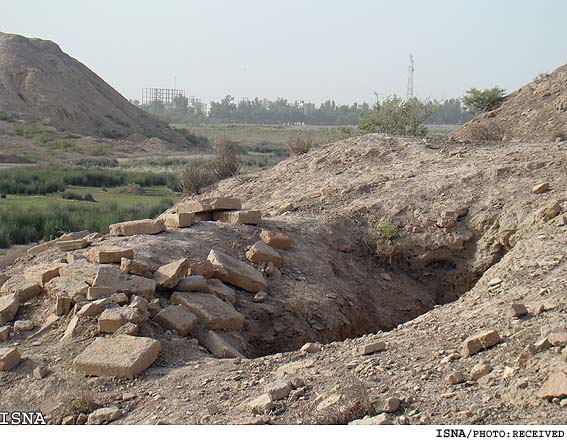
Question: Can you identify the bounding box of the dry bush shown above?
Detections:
[466,122,504,142]
[213,135,240,179]
[287,130,313,156]
[51,376,101,423]
[301,376,374,424]
[180,156,218,195]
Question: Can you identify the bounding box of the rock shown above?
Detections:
[13,319,34,333]
[447,371,466,385]
[55,294,72,316]
[349,414,390,425]
[207,249,267,293]
[0,347,21,370]
[532,182,549,194]
[28,314,59,339]
[154,305,198,337]
[32,365,50,379]
[162,212,195,229]
[147,299,161,317]
[276,203,294,215]
[0,294,19,326]
[470,363,493,380]
[0,325,10,342]
[175,275,208,292]
[92,266,156,299]
[57,238,89,251]
[461,330,501,357]
[245,241,283,268]
[301,342,322,353]
[0,273,10,288]
[113,322,139,336]
[0,277,42,303]
[109,218,165,236]
[45,277,89,302]
[76,414,88,425]
[24,263,65,287]
[171,292,245,330]
[73,335,160,379]
[198,330,246,358]
[246,393,275,414]
[89,247,133,264]
[87,406,122,425]
[374,397,400,413]
[538,371,567,400]
[120,258,151,277]
[206,279,237,305]
[253,291,268,303]
[534,337,551,352]
[540,202,562,222]
[78,302,104,317]
[109,293,129,305]
[98,307,143,333]
[488,278,502,287]
[259,230,293,250]
[60,316,80,341]
[509,303,528,318]
[548,332,567,348]
[154,258,190,290]
[86,286,113,301]
[267,380,292,400]
[352,341,386,356]
[61,416,75,425]
[189,260,216,278]
[213,210,262,225]
[129,295,149,315]
[176,197,242,213]
[59,260,100,285]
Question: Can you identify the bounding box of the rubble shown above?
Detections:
[73,335,160,379]
[109,219,165,236]
[207,249,267,293]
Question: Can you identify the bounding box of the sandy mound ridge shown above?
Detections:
[451,64,567,142]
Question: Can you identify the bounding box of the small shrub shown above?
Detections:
[466,122,505,142]
[111,184,145,194]
[359,95,435,136]
[60,189,96,202]
[180,157,218,195]
[377,221,399,240]
[0,112,16,123]
[287,130,312,156]
[213,135,240,179]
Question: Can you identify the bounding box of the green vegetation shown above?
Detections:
[359,96,436,136]
[0,111,16,123]
[0,166,179,195]
[0,186,179,248]
[462,87,506,114]
[0,198,174,248]
[377,221,399,241]
[60,189,96,202]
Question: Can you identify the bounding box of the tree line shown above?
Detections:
[139,95,474,126]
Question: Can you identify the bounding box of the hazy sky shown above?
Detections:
[2,0,566,104]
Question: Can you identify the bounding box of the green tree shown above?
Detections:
[359,95,435,136]
[462,86,506,115]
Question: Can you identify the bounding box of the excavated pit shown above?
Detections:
[240,216,509,358]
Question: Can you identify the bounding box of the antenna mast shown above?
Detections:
[406,54,414,100]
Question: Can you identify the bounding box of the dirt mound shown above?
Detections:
[451,64,567,142]
[1,135,566,424]
[0,32,188,144]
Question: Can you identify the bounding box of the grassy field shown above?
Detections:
[0,186,181,248]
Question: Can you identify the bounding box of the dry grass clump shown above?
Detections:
[287,130,313,156]
[180,135,242,195]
